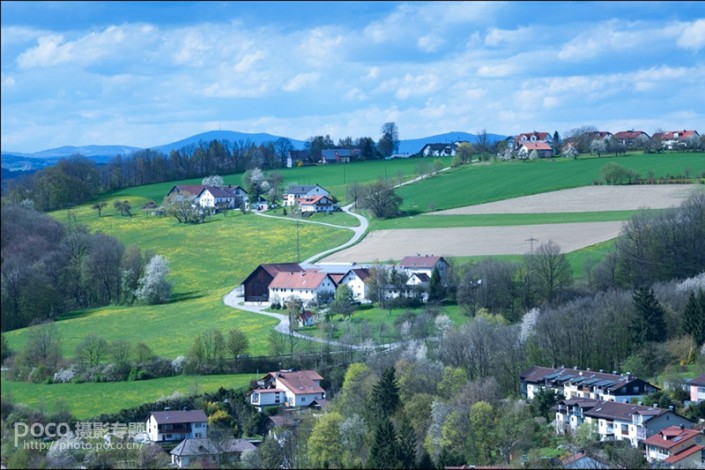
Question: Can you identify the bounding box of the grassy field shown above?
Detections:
[395,153,705,214]
[1,373,256,420]
[4,206,352,359]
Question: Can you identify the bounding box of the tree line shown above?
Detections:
[3,123,402,213]
[0,201,173,332]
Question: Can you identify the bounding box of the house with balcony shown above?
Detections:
[146,410,208,443]
[521,366,659,403]
[643,425,704,467]
[249,370,326,412]
[554,398,692,448]
[283,184,330,208]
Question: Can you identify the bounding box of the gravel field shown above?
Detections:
[321,185,703,262]
[429,184,701,215]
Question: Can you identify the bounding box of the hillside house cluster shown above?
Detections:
[520,366,660,403]
[239,255,448,309]
[165,184,249,210]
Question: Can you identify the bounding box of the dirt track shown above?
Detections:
[320,185,702,262]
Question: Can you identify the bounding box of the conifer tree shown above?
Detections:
[683,290,705,346]
[372,366,400,420]
[368,418,399,469]
[633,287,667,343]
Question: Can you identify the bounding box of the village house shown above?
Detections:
[286,149,311,168]
[241,263,304,303]
[506,131,553,151]
[400,255,448,284]
[554,398,693,448]
[298,310,316,327]
[321,148,357,163]
[146,410,208,443]
[165,184,247,210]
[658,129,701,150]
[249,369,326,412]
[419,142,465,157]
[268,269,336,307]
[283,184,331,208]
[688,374,705,404]
[642,425,705,467]
[338,267,372,303]
[299,195,339,213]
[520,366,659,403]
[195,185,248,209]
[614,130,650,148]
[170,437,256,469]
[517,141,554,158]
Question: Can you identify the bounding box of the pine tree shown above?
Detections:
[429,266,445,302]
[396,414,417,469]
[368,418,399,469]
[682,289,705,346]
[371,366,400,420]
[633,287,667,343]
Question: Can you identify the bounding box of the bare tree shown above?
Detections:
[526,240,573,305]
[75,334,109,367]
[378,122,400,158]
[360,179,403,218]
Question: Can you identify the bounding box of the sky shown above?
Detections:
[2,1,705,153]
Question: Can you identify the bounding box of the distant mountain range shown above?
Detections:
[1,130,507,173]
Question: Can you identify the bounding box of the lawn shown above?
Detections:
[395,153,705,214]
[1,373,256,420]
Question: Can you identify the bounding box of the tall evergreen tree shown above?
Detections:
[429,266,445,302]
[372,366,401,420]
[396,414,417,469]
[368,418,399,469]
[683,290,705,346]
[633,287,667,343]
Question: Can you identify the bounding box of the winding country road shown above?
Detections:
[221,168,449,351]
[222,202,390,351]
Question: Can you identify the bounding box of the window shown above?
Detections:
[302,397,306,402]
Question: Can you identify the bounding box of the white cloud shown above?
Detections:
[417,35,444,53]
[283,72,319,92]
[477,63,516,77]
[484,26,532,47]
[16,25,147,69]
[395,73,439,100]
[677,19,705,50]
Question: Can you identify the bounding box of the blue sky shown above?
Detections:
[2,1,704,153]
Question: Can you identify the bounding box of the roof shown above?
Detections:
[170,438,218,457]
[266,370,325,396]
[410,272,431,282]
[300,195,334,206]
[515,131,551,143]
[170,438,256,457]
[614,130,650,139]
[689,374,705,387]
[400,255,446,269]
[329,273,346,285]
[664,444,704,464]
[169,184,206,196]
[561,451,609,469]
[584,400,666,421]
[268,415,299,428]
[148,410,207,425]
[285,184,326,195]
[519,366,656,392]
[519,141,552,151]
[269,270,332,290]
[351,268,371,282]
[299,310,315,321]
[643,426,700,450]
[660,129,699,140]
[198,186,242,198]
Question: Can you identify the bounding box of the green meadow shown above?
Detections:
[4,207,351,359]
[395,152,705,214]
[1,373,256,420]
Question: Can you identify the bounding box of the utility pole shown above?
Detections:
[296,216,300,263]
[526,235,538,254]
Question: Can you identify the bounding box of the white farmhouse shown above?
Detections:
[146,410,208,443]
[268,270,336,307]
[250,370,326,412]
